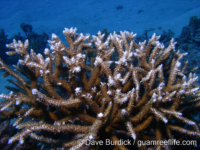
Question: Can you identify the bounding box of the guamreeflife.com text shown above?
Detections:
[84,139,197,147]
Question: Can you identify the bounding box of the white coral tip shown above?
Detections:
[107,90,112,95]
[31,89,38,95]
[121,109,127,114]
[164,119,168,124]
[73,66,81,73]
[89,134,93,140]
[52,33,58,39]
[98,112,103,118]
[8,139,13,144]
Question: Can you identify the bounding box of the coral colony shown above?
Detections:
[0,27,200,149]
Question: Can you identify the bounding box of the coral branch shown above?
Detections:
[0,27,199,149]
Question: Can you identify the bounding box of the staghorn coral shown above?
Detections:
[0,27,200,150]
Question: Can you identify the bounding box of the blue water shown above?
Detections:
[0,0,200,38]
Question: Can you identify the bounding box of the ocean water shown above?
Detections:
[0,0,200,38]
